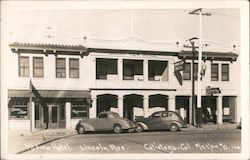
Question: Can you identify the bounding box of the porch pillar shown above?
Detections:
[29,101,35,132]
[217,95,223,124]
[143,59,148,82]
[168,95,176,111]
[118,58,123,81]
[189,96,193,124]
[143,95,149,118]
[236,96,241,123]
[65,102,71,129]
[118,96,124,117]
[89,96,97,118]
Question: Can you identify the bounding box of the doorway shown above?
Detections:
[44,104,65,129]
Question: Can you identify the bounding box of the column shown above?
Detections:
[117,96,124,117]
[143,95,149,118]
[216,95,223,124]
[93,57,96,81]
[168,95,176,111]
[236,96,241,123]
[143,59,148,82]
[89,96,97,118]
[189,96,193,124]
[29,101,35,132]
[118,58,123,81]
[65,102,71,129]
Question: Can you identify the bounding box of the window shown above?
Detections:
[56,58,66,78]
[99,114,108,118]
[33,57,44,77]
[123,65,134,80]
[211,64,219,81]
[19,56,29,77]
[71,103,88,118]
[96,64,107,79]
[183,63,191,80]
[222,64,229,81]
[9,102,28,119]
[69,58,79,78]
[194,63,198,80]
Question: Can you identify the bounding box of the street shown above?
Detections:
[15,130,241,154]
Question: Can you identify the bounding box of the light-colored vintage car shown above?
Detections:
[135,111,188,132]
[75,111,136,134]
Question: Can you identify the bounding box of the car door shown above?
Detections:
[146,112,162,130]
[95,113,110,131]
[161,112,170,129]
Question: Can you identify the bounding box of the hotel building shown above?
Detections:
[6,34,240,131]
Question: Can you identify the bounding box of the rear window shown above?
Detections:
[99,114,108,118]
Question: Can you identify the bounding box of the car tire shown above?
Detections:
[135,124,144,132]
[113,124,122,134]
[77,125,85,134]
[169,123,179,132]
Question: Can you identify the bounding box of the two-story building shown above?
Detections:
[6,33,240,131]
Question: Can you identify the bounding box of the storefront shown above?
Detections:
[8,89,91,130]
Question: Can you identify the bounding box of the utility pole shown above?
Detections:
[189,8,211,127]
[184,37,198,126]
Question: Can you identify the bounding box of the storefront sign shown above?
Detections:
[11,107,27,115]
[206,86,221,95]
[174,60,184,72]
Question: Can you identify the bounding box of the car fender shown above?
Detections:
[79,123,95,131]
[168,121,183,128]
[136,122,149,130]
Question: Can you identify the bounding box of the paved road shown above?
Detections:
[20,130,241,154]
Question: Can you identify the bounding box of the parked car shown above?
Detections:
[75,111,136,134]
[134,111,188,132]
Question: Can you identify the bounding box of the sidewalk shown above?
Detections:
[184,123,239,131]
[8,123,239,137]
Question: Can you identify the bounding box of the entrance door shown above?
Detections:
[48,105,60,128]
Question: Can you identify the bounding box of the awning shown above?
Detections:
[8,90,91,99]
[178,50,238,62]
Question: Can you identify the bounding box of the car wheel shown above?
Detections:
[169,123,179,132]
[77,125,85,134]
[135,124,144,132]
[113,124,122,133]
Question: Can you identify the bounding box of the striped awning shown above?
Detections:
[8,90,91,99]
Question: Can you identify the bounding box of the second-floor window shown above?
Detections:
[183,63,191,80]
[222,64,229,81]
[211,64,219,81]
[56,58,66,78]
[194,63,198,80]
[19,56,29,77]
[69,58,79,78]
[33,57,44,77]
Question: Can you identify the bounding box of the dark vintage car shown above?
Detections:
[75,111,135,134]
[135,111,188,132]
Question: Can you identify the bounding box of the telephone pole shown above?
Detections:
[189,8,211,127]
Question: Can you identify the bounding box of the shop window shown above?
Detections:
[211,64,219,81]
[69,58,79,78]
[9,102,28,119]
[33,57,44,77]
[222,64,229,81]
[71,103,88,119]
[19,56,29,77]
[183,63,191,80]
[56,58,66,78]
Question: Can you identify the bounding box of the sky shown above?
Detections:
[3,4,240,47]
